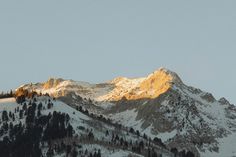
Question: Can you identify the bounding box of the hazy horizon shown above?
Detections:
[0,1,236,104]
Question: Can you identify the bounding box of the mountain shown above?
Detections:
[18,68,182,101]
[2,67,236,157]
[0,96,172,157]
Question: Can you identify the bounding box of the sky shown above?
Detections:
[0,0,236,103]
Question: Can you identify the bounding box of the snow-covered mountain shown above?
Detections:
[0,96,172,157]
[18,68,182,101]
[11,67,236,157]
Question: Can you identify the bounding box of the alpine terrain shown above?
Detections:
[1,68,235,157]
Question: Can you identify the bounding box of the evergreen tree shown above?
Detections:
[23,103,27,111]
[97,149,101,157]
[38,102,43,111]
[12,113,15,121]
[105,130,109,136]
[67,124,73,137]
[2,122,9,132]
[88,131,94,140]
[19,110,24,119]
[129,127,134,133]
[171,148,178,157]
[37,110,41,117]
[2,110,9,121]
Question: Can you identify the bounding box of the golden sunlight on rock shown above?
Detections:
[98,68,183,101]
[43,78,64,89]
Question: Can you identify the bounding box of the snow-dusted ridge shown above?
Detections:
[18,67,186,101]
[13,67,236,157]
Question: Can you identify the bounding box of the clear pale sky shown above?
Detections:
[0,1,235,104]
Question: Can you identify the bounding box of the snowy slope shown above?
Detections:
[13,67,236,157]
[0,96,173,157]
[0,98,19,112]
[104,76,236,157]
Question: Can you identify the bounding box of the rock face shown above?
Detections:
[18,67,236,157]
[98,68,183,101]
[43,78,64,89]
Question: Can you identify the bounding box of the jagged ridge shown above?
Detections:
[14,67,236,157]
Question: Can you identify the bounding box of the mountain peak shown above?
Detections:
[149,67,183,84]
[97,67,183,101]
[43,77,65,89]
[129,67,182,100]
